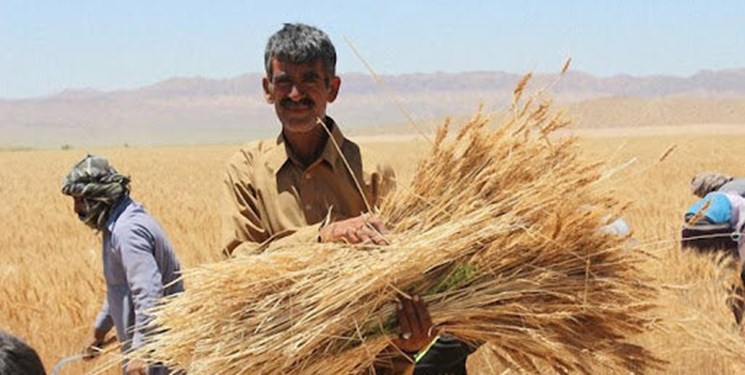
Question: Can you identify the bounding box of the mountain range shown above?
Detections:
[2,68,745,148]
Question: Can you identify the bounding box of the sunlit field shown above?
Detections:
[2,130,745,374]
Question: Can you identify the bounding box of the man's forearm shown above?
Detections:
[93,299,114,334]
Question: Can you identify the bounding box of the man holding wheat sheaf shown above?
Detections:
[222,23,473,374]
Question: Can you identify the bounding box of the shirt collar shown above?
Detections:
[105,195,133,232]
[265,116,346,175]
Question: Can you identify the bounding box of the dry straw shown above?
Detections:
[131,77,661,374]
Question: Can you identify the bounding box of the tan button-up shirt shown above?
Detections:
[222,117,395,256]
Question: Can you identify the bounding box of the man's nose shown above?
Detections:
[288,84,304,100]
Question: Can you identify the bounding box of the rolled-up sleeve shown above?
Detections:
[222,151,271,256]
[117,224,163,349]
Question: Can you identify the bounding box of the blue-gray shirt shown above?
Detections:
[93,196,184,351]
[720,178,745,198]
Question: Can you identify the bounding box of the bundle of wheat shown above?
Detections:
[131,78,660,374]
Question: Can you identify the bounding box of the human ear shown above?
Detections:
[262,77,274,104]
[327,76,341,103]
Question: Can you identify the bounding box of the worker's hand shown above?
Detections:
[319,213,390,245]
[125,359,148,375]
[81,328,107,360]
[392,295,437,354]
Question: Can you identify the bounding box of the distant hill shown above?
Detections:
[2,69,745,148]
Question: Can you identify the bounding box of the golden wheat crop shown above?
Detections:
[1,130,745,374]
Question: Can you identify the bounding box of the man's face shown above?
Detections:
[262,57,341,135]
[73,196,87,221]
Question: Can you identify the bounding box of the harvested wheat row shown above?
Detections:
[131,78,661,374]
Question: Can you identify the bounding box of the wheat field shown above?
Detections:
[1,130,744,374]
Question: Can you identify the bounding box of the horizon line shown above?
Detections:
[2,66,745,101]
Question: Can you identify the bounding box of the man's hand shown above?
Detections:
[319,213,390,245]
[81,328,107,360]
[392,295,436,354]
[125,359,148,375]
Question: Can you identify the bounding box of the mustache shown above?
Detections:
[280,98,315,109]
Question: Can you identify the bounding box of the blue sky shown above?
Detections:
[1,0,743,98]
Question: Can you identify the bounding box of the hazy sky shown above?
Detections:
[1,0,743,98]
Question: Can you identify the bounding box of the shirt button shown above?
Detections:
[305,204,312,211]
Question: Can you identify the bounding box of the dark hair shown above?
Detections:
[264,23,337,83]
[0,332,46,375]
